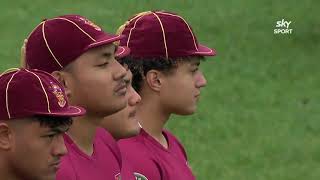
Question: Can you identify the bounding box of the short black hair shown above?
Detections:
[118,56,205,92]
[33,115,72,129]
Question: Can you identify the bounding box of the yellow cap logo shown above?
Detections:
[50,82,66,108]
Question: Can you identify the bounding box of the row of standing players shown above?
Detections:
[0,10,216,180]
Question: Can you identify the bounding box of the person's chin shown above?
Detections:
[176,106,197,115]
[48,173,56,180]
[40,172,55,180]
[106,101,127,115]
[115,97,127,108]
[123,126,141,139]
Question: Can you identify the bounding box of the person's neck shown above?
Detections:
[0,172,20,180]
[136,96,170,149]
[67,115,101,155]
[0,160,20,180]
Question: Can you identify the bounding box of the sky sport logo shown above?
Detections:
[274,19,292,34]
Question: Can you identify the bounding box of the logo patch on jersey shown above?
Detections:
[49,82,66,108]
[115,173,121,180]
[134,172,148,180]
[79,17,102,31]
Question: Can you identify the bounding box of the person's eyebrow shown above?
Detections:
[102,52,112,57]
[100,45,116,58]
[190,61,200,67]
[48,126,70,134]
[124,78,131,85]
[124,74,131,85]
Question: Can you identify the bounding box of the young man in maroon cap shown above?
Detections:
[116,11,217,179]
[0,68,85,180]
[22,15,137,179]
[101,58,142,179]
[101,62,141,140]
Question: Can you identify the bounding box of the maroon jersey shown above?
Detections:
[57,128,134,180]
[118,129,196,180]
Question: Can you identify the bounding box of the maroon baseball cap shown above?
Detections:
[117,11,216,59]
[0,68,86,120]
[25,14,130,73]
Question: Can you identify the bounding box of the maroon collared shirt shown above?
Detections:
[118,129,196,180]
[57,128,135,180]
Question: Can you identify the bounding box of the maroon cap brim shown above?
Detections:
[34,106,86,117]
[115,46,130,58]
[193,44,217,57]
[87,34,124,49]
[86,34,130,58]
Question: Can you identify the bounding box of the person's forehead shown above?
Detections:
[4,118,40,133]
[177,58,200,67]
[71,43,116,67]
[49,125,70,132]
[27,117,70,132]
[36,124,70,134]
[188,57,201,64]
[90,43,116,53]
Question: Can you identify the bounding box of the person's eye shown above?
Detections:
[96,62,109,67]
[103,53,113,60]
[125,80,131,87]
[47,134,56,138]
[42,133,56,140]
[191,68,198,73]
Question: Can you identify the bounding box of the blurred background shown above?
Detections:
[0,0,319,179]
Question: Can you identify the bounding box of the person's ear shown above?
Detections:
[145,70,163,92]
[52,71,72,98]
[0,123,13,151]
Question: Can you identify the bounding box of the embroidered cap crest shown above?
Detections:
[50,82,66,108]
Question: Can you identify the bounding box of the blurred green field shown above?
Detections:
[1,0,319,179]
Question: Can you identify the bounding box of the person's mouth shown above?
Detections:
[114,82,127,96]
[129,109,137,118]
[50,161,61,171]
